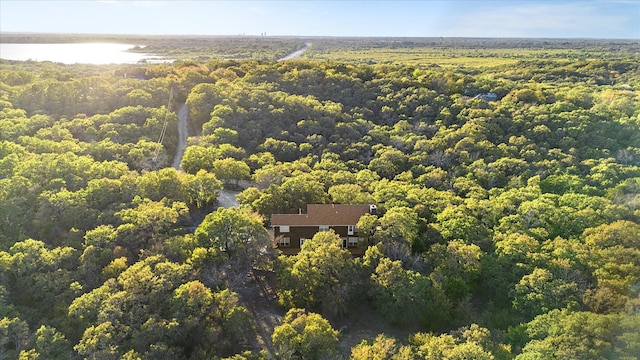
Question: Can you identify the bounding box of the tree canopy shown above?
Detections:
[1,36,639,358]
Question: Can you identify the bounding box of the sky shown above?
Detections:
[1,0,639,39]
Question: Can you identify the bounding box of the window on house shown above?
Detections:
[319,225,330,232]
[347,225,355,235]
[278,237,290,247]
[348,237,360,247]
[279,225,290,233]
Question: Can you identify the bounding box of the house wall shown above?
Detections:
[275,225,321,247]
[274,225,364,255]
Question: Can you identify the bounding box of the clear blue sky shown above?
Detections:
[1,0,638,39]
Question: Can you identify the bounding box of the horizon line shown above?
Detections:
[2,31,639,41]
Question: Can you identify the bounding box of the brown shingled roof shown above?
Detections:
[271,204,373,226]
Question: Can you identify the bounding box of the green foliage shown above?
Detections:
[517,309,640,360]
[194,207,270,289]
[276,231,357,317]
[212,157,251,186]
[195,207,269,258]
[182,169,223,208]
[377,206,419,246]
[0,317,29,359]
[29,325,72,360]
[0,37,638,359]
[406,325,508,360]
[512,268,580,320]
[370,257,451,329]
[427,240,483,302]
[271,308,339,359]
[351,334,413,360]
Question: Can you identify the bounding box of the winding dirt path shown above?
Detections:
[172,103,188,170]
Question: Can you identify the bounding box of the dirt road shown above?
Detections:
[217,187,240,208]
[171,103,188,170]
[217,180,253,208]
[278,43,311,61]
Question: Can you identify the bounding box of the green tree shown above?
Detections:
[185,83,224,129]
[371,257,450,328]
[214,289,256,355]
[279,174,329,214]
[135,168,185,203]
[195,207,269,258]
[212,158,251,187]
[127,139,169,170]
[409,329,498,360]
[276,231,357,317]
[517,309,639,360]
[513,268,580,320]
[170,281,219,356]
[581,220,640,313]
[180,145,212,174]
[0,317,29,359]
[369,147,409,179]
[29,325,72,360]
[74,321,121,360]
[378,206,419,250]
[84,177,129,211]
[351,334,412,360]
[427,240,483,302]
[356,213,380,246]
[194,207,270,288]
[116,199,188,256]
[271,308,339,360]
[327,183,373,204]
[181,169,222,208]
[436,204,489,245]
[0,239,78,325]
[259,138,300,162]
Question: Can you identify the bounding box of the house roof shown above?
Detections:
[271,204,373,226]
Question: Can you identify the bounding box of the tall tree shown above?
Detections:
[371,257,451,329]
[194,207,270,289]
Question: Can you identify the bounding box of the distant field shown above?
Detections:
[304,44,636,68]
[304,49,522,68]
[2,33,638,65]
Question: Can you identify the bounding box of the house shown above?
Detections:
[473,92,498,102]
[123,72,146,80]
[271,204,377,255]
[484,92,498,101]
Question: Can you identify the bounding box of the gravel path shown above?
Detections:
[171,103,189,170]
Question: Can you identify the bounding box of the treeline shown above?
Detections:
[1,40,639,359]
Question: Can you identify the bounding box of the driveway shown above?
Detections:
[218,187,240,208]
[217,180,253,208]
[172,103,189,170]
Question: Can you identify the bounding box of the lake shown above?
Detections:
[0,42,168,64]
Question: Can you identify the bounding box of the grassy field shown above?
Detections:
[303,46,636,68]
[305,48,522,68]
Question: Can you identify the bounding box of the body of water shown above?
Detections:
[0,42,168,64]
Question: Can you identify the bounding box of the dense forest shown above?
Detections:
[1,37,639,359]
